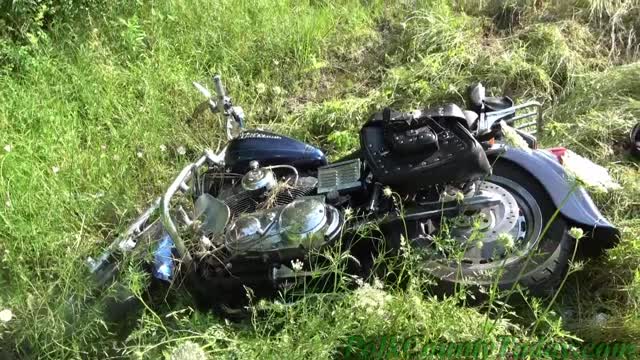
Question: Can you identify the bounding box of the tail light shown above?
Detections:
[548,147,567,163]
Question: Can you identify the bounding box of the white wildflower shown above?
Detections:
[593,313,609,326]
[4,144,12,153]
[100,144,107,151]
[372,277,384,290]
[200,235,213,249]
[500,120,531,153]
[344,207,354,220]
[0,309,13,322]
[159,144,167,152]
[497,233,515,249]
[354,276,365,287]
[382,186,393,198]
[255,83,267,94]
[568,227,585,240]
[569,260,585,272]
[272,86,283,96]
[176,146,187,155]
[136,151,143,158]
[256,299,270,310]
[353,282,392,316]
[399,234,407,248]
[169,341,206,360]
[290,258,304,272]
[52,166,60,174]
[271,300,286,311]
[561,150,621,193]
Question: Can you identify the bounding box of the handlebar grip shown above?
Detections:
[213,75,226,99]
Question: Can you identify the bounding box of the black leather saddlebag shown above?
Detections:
[360,104,491,192]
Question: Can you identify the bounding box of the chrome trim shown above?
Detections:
[160,149,224,267]
[86,197,161,274]
[317,159,362,194]
[480,101,543,135]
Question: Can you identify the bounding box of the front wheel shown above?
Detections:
[420,159,574,297]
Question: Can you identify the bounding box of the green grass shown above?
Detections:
[1,0,639,358]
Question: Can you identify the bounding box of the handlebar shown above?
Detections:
[213,75,228,115]
[193,75,244,140]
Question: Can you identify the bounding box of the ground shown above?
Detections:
[0,0,639,359]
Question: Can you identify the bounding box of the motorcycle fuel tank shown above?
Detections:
[224,130,327,172]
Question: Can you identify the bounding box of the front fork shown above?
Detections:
[87,149,225,288]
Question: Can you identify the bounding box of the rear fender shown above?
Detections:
[492,148,620,256]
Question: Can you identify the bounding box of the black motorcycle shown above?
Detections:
[87,75,619,314]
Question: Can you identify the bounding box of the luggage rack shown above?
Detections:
[483,100,544,135]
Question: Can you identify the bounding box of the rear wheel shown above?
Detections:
[420,159,574,297]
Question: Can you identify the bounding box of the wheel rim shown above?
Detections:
[423,176,544,274]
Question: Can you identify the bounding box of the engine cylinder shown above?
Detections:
[241,161,277,192]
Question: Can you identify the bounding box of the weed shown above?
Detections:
[1,0,639,358]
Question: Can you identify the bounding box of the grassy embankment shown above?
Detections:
[0,0,638,358]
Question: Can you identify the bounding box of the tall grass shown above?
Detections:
[1,0,639,358]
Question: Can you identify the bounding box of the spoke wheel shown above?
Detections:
[434,177,542,269]
[417,160,574,296]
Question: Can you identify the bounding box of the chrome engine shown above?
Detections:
[214,162,343,256]
[224,197,341,255]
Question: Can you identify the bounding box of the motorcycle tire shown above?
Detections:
[422,158,575,298]
[631,122,640,158]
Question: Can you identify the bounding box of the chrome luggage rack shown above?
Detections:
[482,100,543,135]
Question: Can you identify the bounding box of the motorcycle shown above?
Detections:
[87,75,620,315]
[631,122,640,158]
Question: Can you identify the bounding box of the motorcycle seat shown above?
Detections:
[420,103,471,129]
[484,96,513,111]
[370,104,476,130]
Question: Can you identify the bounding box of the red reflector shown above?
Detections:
[548,147,567,163]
